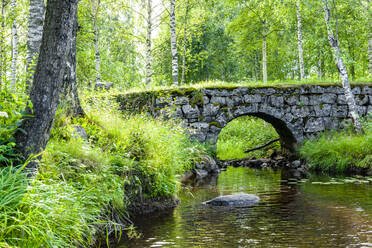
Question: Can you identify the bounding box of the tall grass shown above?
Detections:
[217,116,280,160]
[299,117,372,173]
[0,90,209,247]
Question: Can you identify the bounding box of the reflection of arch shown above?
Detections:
[217,112,298,155]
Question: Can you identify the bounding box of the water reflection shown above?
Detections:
[119,167,372,248]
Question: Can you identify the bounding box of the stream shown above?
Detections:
[119,167,372,248]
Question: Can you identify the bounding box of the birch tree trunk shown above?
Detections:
[11,0,18,88]
[90,0,101,83]
[145,0,152,86]
[262,24,267,83]
[181,0,190,85]
[0,0,5,86]
[26,0,45,86]
[369,37,372,75]
[296,0,305,80]
[15,0,79,168]
[63,5,85,118]
[322,0,362,133]
[170,0,178,85]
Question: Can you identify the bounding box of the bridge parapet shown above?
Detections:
[116,84,372,153]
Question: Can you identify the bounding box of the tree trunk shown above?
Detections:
[26,0,45,86]
[91,0,100,83]
[10,0,18,89]
[170,0,178,85]
[318,53,323,79]
[296,0,305,80]
[15,0,79,168]
[0,0,5,86]
[145,0,152,86]
[181,0,190,85]
[322,0,362,133]
[262,33,267,83]
[369,37,372,75]
[63,6,85,118]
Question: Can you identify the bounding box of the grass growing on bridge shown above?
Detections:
[120,78,372,95]
[299,115,372,173]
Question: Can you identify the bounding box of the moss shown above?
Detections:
[212,102,220,107]
[190,91,204,107]
[319,104,324,109]
[209,122,222,128]
[220,107,229,111]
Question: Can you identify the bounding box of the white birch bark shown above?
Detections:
[11,0,18,88]
[145,0,152,86]
[296,0,305,80]
[89,0,101,83]
[0,0,5,86]
[170,0,178,85]
[181,0,190,85]
[26,0,45,85]
[262,21,267,83]
[322,0,362,132]
[369,37,372,74]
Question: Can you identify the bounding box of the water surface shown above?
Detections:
[119,167,372,248]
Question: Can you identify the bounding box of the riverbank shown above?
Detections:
[0,96,210,247]
[299,116,372,175]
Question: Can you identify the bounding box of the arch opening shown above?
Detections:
[216,113,297,160]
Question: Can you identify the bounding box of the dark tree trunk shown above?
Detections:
[15,0,79,168]
[63,8,85,117]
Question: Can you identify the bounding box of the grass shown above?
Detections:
[0,91,209,247]
[299,116,372,173]
[116,78,372,95]
[217,116,280,160]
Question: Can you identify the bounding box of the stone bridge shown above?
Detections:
[116,84,372,153]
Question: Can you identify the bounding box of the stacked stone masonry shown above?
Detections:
[117,85,372,153]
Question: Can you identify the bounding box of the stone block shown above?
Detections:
[182,104,200,119]
[304,118,325,132]
[174,96,189,105]
[202,104,220,117]
[356,95,369,105]
[285,95,299,105]
[331,105,348,118]
[352,86,361,95]
[190,122,210,133]
[244,94,262,103]
[314,104,332,117]
[210,96,226,106]
[269,95,284,107]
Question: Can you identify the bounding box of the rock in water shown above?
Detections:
[204,193,260,207]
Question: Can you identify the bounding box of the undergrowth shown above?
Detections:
[299,115,372,173]
[217,116,280,160]
[0,89,209,247]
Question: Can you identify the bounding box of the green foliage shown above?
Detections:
[217,116,280,160]
[299,117,372,173]
[0,89,209,247]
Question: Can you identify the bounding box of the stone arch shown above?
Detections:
[216,111,298,156]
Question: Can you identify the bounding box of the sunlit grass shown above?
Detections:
[116,78,372,95]
[217,116,280,160]
[299,117,372,173]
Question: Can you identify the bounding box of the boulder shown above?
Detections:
[94,82,113,91]
[72,125,88,139]
[204,193,260,207]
